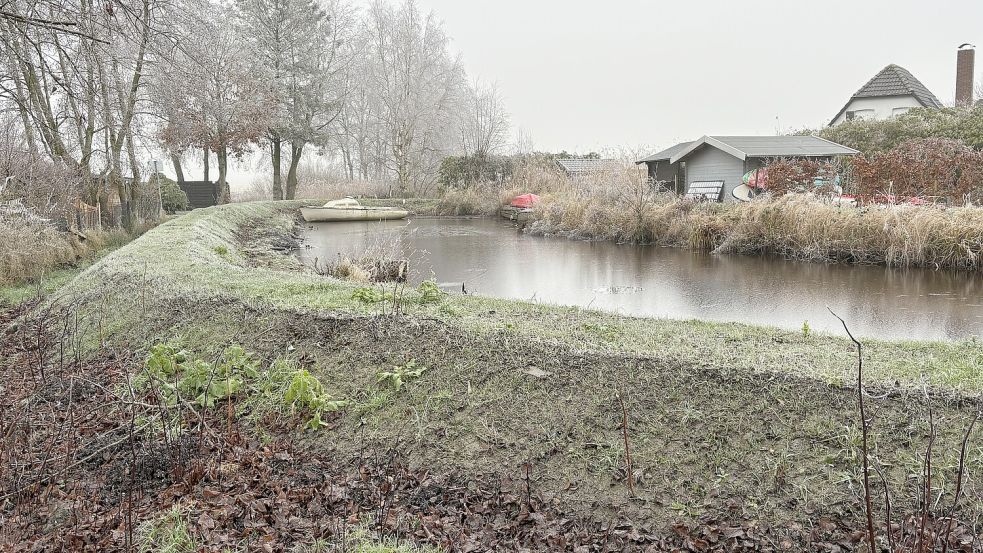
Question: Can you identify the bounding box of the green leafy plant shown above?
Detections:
[417,279,444,303]
[352,286,389,304]
[213,245,229,256]
[802,320,811,337]
[145,342,189,379]
[284,369,349,430]
[377,359,427,392]
[139,343,260,408]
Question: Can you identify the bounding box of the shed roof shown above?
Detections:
[555,158,615,175]
[638,136,857,165]
[829,64,943,124]
[636,141,691,163]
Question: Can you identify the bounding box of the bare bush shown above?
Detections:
[234,161,391,202]
[313,231,408,283]
[852,138,983,204]
[0,218,80,285]
[0,116,83,222]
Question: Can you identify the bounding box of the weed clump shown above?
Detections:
[139,343,260,408]
[352,287,390,304]
[284,368,350,429]
[416,279,443,303]
[377,359,426,392]
[137,504,197,553]
[137,343,348,431]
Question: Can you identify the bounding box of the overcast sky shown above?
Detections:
[215,0,982,186]
[404,0,983,155]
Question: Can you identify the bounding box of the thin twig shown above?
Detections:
[917,397,935,553]
[941,410,980,553]
[873,463,896,552]
[828,307,876,553]
[617,392,634,496]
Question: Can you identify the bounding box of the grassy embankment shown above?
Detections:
[38,202,983,532]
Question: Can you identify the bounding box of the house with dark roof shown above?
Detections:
[830,64,944,126]
[637,136,858,202]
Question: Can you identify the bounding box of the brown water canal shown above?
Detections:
[299,217,983,341]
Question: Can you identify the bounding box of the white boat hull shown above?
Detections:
[301,206,409,222]
[732,184,754,202]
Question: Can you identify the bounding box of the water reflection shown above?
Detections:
[299,218,983,341]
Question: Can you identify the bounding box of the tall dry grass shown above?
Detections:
[0,219,81,285]
[531,189,983,270]
[717,198,983,268]
[0,217,143,286]
[435,156,610,216]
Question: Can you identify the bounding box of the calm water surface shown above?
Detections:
[299,218,983,341]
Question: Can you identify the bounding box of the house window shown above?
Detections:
[846,109,875,121]
[891,107,910,117]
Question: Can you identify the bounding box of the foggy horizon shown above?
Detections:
[412,0,981,154]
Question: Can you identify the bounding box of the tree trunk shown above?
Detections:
[125,130,142,224]
[271,137,283,200]
[171,152,185,183]
[203,147,210,183]
[97,186,111,227]
[285,141,304,200]
[215,146,230,204]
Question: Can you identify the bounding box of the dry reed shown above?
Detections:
[0,219,81,284]
[531,189,983,270]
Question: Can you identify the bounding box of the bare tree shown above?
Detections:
[157,0,271,204]
[363,0,465,196]
[1,0,161,226]
[460,80,509,160]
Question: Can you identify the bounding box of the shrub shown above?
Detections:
[808,105,983,153]
[144,172,190,213]
[761,159,841,197]
[851,138,983,203]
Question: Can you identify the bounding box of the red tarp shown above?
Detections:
[510,193,540,208]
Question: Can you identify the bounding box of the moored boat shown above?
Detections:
[499,205,535,223]
[500,193,539,223]
[300,198,409,222]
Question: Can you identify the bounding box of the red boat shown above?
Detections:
[501,193,540,223]
[510,193,540,208]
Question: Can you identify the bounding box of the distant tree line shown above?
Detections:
[438,151,601,188]
[0,0,512,229]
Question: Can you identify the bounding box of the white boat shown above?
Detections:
[300,198,409,222]
[732,184,754,202]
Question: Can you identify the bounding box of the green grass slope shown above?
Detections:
[48,201,983,535]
